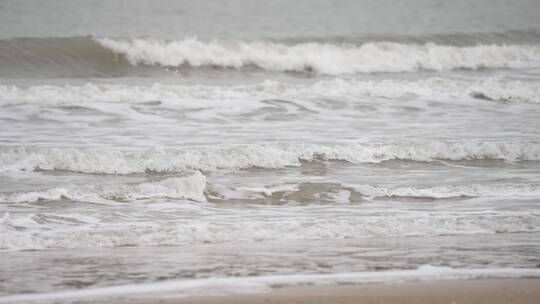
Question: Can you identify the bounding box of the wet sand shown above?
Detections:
[131,279,540,304]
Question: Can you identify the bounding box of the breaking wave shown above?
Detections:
[1,36,539,77]
[0,141,539,174]
[97,37,540,74]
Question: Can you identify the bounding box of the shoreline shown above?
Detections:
[3,267,540,303]
[131,279,540,304]
[0,265,540,303]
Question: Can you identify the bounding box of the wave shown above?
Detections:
[1,78,539,107]
[1,209,539,250]
[0,172,207,204]
[0,37,134,78]
[1,141,538,174]
[1,36,539,77]
[97,37,540,74]
[2,265,540,302]
[3,177,538,205]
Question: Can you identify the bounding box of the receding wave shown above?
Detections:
[1,141,538,174]
[1,35,539,77]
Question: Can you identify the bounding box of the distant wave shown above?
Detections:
[1,141,538,174]
[0,35,539,77]
[1,78,539,107]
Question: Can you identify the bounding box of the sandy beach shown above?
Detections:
[127,279,540,304]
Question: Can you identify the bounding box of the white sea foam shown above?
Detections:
[1,265,539,303]
[1,78,539,107]
[0,141,538,174]
[96,37,540,74]
[1,209,538,251]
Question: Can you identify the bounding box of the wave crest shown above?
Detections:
[1,36,538,77]
[97,37,540,74]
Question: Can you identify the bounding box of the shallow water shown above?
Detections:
[1,0,540,302]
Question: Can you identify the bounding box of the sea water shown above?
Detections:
[1,0,540,302]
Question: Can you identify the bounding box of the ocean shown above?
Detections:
[1,0,540,302]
